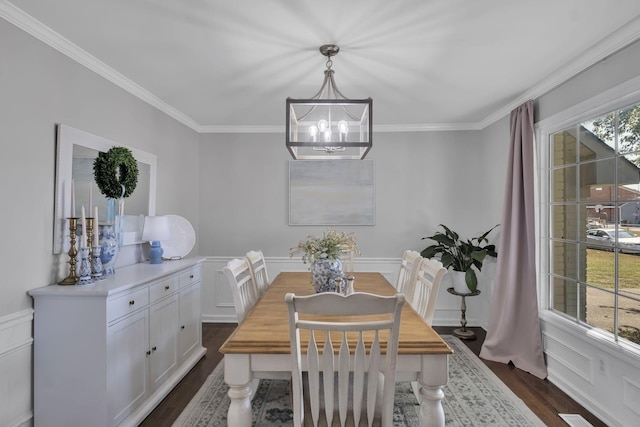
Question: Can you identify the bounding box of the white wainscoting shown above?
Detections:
[0,309,34,427]
[541,312,640,427]
[201,256,478,327]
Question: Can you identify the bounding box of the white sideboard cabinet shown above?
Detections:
[29,258,207,427]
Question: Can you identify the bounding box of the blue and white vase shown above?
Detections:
[99,225,119,276]
[311,258,344,293]
[77,246,93,285]
[91,245,104,280]
[99,198,120,276]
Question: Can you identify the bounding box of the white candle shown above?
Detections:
[89,185,93,216]
[94,206,99,247]
[81,206,86,248]
[70,179,76,218]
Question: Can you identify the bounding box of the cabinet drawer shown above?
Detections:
[108,287,149,322]
[179,267,201,288]
[150,277,178,303]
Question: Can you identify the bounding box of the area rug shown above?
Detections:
[172,335,545,426]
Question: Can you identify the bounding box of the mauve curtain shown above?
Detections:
[479,100,548,379]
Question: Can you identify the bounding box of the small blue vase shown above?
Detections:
[311,258,344,293]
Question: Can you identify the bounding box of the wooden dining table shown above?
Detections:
[219,271,452,427]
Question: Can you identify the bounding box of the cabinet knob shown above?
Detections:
[181,325,185,330]
[129,300,135,306]
[190,274,194,279]
[165,285,170,290]
[152,346,157,352]
[146,350,151,356]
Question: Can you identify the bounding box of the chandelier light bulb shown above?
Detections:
[309,125,319,142]
[338,120,348,142]
[324,130,332,142]
[318,119,329,132]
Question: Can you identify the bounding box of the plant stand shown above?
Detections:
[447,287,481,340]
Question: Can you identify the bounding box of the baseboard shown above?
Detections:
[202,314,236,323]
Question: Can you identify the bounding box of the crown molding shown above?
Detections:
[3,1,640,134]
[197,125,282,133]
[0,0,201,131]
[374,123,482,132]
[477,14,640,129]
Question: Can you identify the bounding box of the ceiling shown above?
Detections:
[3,0,640,132]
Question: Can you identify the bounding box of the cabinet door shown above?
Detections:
[149,294,179,391]
[108,309,149,426]
[179,282,202,361]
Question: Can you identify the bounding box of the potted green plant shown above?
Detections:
[420,224,498,293]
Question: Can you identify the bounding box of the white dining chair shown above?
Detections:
[410,257,447,325]
[406,257,447,404]
[395,250,422,298]
[285,292,405,427]
[224,257,290,397]
[245,249,270,297]
[223,258,259,324]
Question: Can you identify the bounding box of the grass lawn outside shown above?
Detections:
[586,248,640,289]
[586,249,640,345]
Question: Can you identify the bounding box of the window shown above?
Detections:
[545,97,640,348]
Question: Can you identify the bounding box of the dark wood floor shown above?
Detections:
[140,324,606,427]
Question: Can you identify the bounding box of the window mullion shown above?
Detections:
[613,110,620,342]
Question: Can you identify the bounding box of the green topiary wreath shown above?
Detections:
[93,146,138,198]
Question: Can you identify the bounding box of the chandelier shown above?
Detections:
[286,44,372,160]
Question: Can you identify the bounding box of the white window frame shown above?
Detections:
[536,75,640,355]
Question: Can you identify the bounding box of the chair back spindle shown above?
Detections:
[396,250,422,297]
[245,250,270,297]
[286,292,405,427]
[411,257,447,324]
[223,258,259,324]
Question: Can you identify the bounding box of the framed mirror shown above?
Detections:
[53,124,157,254]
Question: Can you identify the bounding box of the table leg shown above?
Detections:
[224,354,253,427]
[418,354,448,427]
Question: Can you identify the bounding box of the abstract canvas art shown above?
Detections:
[289,160,375,225]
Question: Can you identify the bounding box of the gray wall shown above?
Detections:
[0,19,200,317]
[198,130,508,259]
[0,11,509,338]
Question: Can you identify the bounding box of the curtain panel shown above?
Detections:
[479,100,547,379]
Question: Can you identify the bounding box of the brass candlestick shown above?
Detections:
[85,217,94,259]
[59,218,79,285]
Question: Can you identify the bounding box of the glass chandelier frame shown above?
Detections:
[286,45,373,160]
